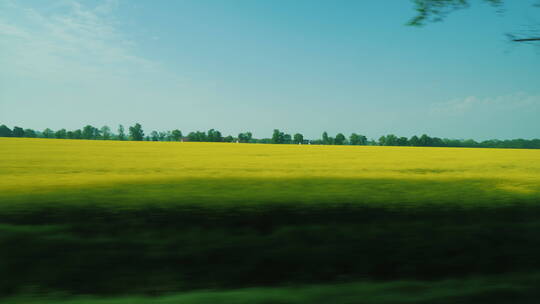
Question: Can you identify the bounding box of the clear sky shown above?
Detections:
[1,0,539,140]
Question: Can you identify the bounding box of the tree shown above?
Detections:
[43,128,54,138]
[463,138,478,147]
[238,132,252,143]
[158,132,167,141]
[72,129,82,139]
[187,132,197,142]
[397,136,409,146]
[350,133,360,145]
[272,129,280,144]
[408,0,540,43]
[24,129,37,138]
[293,133,304,144]
[0,125,12,137]
[350,133,368,145]
[360,135,368,145]
[378,135,387,146]
[129,123,144,141]
[162,131,171,141]
[409,135,420,146]
[419,134,433,146]
[283,133,292,144]
[12,126,24,137]
[322,131,330,145]
[431,136,445,147]
[82,125,92,139]
[207,129,223,142]
[100,126,111,140]
[118,125,126,141]
[223,135,234,142]
[385,134,398,146]
[334,133,346,145]
[187,131,206,142]
[171,129,182,141]
[55,129,67,139]
[150,131,160,141]
[82,125,99,140]
[272,129,285,144]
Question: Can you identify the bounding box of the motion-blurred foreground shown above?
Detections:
[2,138,540,303]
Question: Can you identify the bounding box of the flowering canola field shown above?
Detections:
[1,137,539,209]
[2,137,540,299]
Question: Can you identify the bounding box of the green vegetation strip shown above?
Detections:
[2,177,539,298]
[2,190,540,296]
[4,273,540,304]
[2,177,538,211]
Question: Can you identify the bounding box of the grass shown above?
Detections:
[4,273,540,304]
[1,138,540,299]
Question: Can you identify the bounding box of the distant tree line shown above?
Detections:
[1,123,539,149]
[376,134,540,149]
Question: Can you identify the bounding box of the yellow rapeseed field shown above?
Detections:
[1,137,539,208]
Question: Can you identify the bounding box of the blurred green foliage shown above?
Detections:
[4,273,540,304]
[1,177,540,298]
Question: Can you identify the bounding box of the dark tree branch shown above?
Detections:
[512,38,540,42]
[408,0,502,26]
[409,1,539,46]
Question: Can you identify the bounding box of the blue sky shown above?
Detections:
[1,0,539,140]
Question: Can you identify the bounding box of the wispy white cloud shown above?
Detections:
[0,0,199,130]
[0,0,159,83]
[430,92,540,115]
